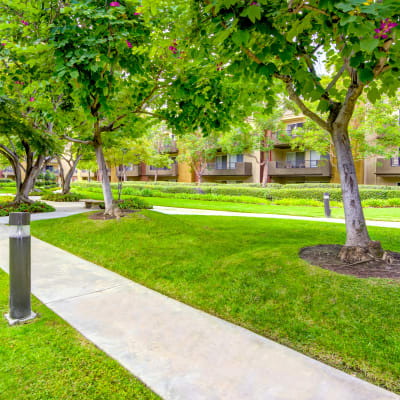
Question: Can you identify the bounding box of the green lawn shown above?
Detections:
[0,269,158,399]
[145,196,400,222]
[31,211,400,393]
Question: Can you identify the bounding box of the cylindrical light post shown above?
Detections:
[324,193,331,218]
[5,212,36,325]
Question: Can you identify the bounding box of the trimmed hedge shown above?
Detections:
[41,193,84,202]
[72,182,400,202]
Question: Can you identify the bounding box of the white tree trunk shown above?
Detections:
[331,126,370,247]
[94,141,113,214]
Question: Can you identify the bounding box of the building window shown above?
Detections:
[287,122,304,136]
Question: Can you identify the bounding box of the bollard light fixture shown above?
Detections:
[5,212,36,326]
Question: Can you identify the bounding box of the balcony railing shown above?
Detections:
[268,159,331,177]
[376,158,400,175]
[145,164,178,176]
[391,158,400,167]
[275,160,320,169]
[203,162,252,176]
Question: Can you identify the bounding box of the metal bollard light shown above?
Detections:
[323,192,331,218]
[5,212,36,325]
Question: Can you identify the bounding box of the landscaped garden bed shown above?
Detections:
[31,212,400,393]
[0,200,55,216]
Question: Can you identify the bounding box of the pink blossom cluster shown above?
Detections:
[15,81,24,85]
[110,2,120,6]
[21,20,29,26]
[1,43,5,47]
[217,62,224,71]
[250,1,258,5]
[374,18,398,39]
[126,39,132,48]
[169,39,178,54]
[29,97,35,102]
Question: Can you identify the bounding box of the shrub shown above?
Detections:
[0,201,55,217]
[42,193,83,202]
[117,197,152,210]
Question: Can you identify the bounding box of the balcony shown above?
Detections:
[268,159,331,177]
[203,162,253,176]
[124,165,140,177]
[2,167,15,175]
[160,141,178,153]
[270,131,297,148]
[376,158,400,176]
[145,164,178,177]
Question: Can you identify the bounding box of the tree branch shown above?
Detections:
[62,135,93,145]
[326,64,346,92]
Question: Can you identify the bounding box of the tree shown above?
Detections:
[200,0,400,261]
[177,131,218,185]
[51,1,270,214]
[219,103,285,186]
[0,1,65,203]
[56,144,85,195]
[0,97,56,203]
[78,156,98,183]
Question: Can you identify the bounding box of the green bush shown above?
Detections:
[41,193,84,202]
[72,182,400,203]
[0,178,13,183]
[117,197,152,210]
[0,201,55,217]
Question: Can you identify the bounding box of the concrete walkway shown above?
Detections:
[0,201,89,224]
[0,223,398,399]
[154,206,400,229]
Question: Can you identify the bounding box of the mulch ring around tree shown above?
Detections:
[299,245,400,279]
[88,210,139,221]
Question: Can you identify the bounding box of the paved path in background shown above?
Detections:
[153,206,400,229]
[0,223,398,399]
[0,201,89,224]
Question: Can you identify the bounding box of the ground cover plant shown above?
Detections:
[0,270,159,399]
[0,201,54,217]
[31,212,400,393]
[41,192,84,202]
[70,185,400,222]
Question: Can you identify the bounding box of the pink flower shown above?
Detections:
[169,45,177,54]
[126,40,132,48]
[217,62,224,71]
[374,18,398,39]
[21,20,29,26]
[29,97,35,102]
[110,2,120,6]
[1,43,5,47]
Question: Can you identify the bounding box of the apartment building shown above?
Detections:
[2,114,400,186]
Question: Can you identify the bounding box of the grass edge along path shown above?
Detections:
[0,269,159,400]
[31,211,400,394]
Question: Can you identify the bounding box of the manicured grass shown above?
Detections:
[0,269,158,399]
[31,212,400,393]
[144,196,400,222]
[71,188,400,221]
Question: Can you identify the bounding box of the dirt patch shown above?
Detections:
[299,245,400,279]
[88,210,139,221]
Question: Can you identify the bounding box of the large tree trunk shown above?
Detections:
[62,155,82,195]
[13,154,46,205]
[262,161,269,188]
[331,125,382,262]
[94,134,113,214]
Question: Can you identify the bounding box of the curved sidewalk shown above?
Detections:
[0,216,398,399]
[153,206,400,229]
